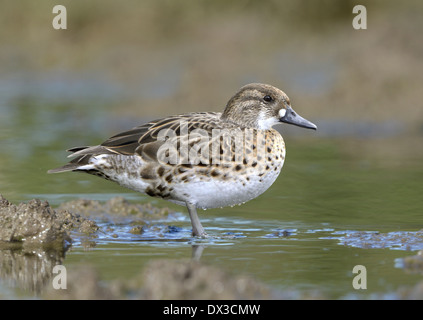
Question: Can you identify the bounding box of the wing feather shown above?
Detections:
[99,112,222,157]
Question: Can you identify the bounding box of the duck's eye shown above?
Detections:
[263,95,273,102]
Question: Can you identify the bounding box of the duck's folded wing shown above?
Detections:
[48,112,222,173]
[100,112,222,161]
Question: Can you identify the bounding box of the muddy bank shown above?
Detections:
[41,258,325,300]
[57,196,173,219]
[0,195,179,254]
[0,196,174,250]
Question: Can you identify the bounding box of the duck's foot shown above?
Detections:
[192,230,209,238]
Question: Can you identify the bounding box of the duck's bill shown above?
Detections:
[280,106,317,130]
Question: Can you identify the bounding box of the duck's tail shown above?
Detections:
[47,145,113,174]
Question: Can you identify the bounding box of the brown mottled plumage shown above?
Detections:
[49,83,316,237]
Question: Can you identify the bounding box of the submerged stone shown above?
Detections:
[338,230,423,251]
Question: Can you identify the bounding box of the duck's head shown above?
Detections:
[221,83,317,131]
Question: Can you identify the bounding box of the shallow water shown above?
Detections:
[1,79,423,299]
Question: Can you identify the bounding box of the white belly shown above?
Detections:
[170,167,282,209]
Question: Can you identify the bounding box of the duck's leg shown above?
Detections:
[186,202,207,237]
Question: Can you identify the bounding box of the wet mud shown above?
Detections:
[338,230,423,251]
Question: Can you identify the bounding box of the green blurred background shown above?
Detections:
[1,0,423,201]
[1,0,423,223]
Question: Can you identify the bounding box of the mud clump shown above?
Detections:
[0,196,98,249]
[0,196,70,249]
[58,196,173,220]
[142,259,271,299]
